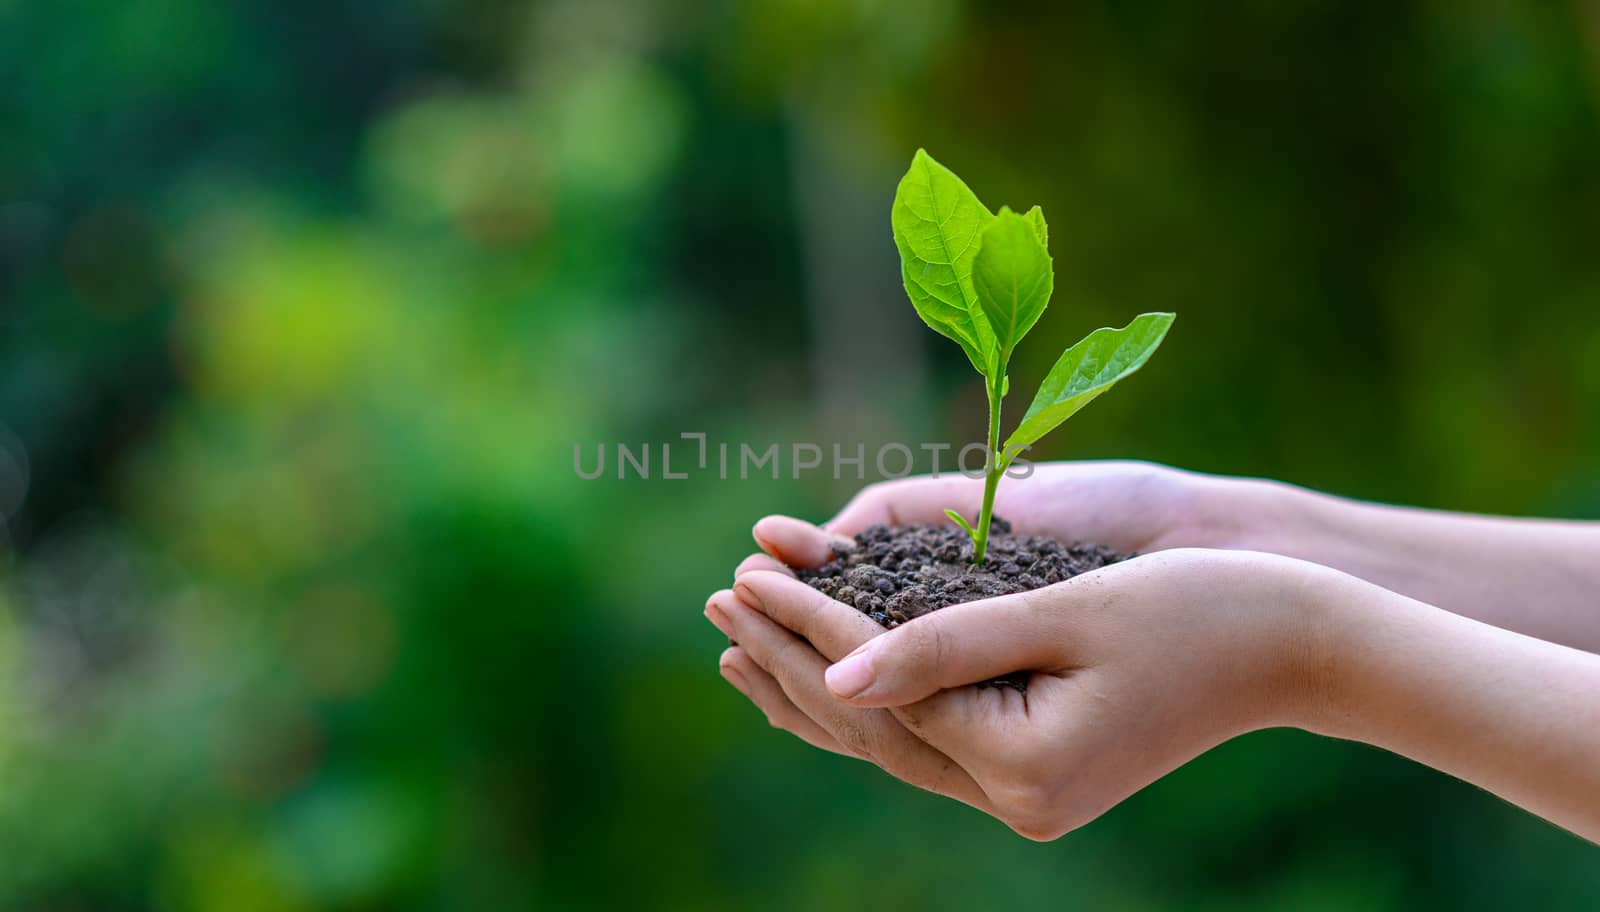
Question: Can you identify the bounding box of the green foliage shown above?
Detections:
[892,148,999,376]
[1004,312,1176,456]
[973,207,1054,370]
[944,507,978,538]
[892,150,1174,562]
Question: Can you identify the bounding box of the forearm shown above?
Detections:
[1230,477,1600,652]
[1302,572,1600,842]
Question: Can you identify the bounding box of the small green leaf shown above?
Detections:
[1024,204,1048,248]
[892,149,998,376]
[1003,312,1176,455]
[973,206,1053,370]
[943,508,978,543]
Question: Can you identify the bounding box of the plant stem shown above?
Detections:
[972,378,1005,564]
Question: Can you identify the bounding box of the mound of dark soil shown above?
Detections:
[796,517,1128,691]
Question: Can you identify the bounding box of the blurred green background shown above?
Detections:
[3,0,1599,908]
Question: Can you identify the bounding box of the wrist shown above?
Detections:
[1199,550,1371,734]
[1186,473,1310,552]
[1277,562,1408,739]
[1198,474,1367,568]
[1283,563,1350,735]
[1193,550,1360,734]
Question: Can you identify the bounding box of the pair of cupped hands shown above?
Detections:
[704,461,1368,840]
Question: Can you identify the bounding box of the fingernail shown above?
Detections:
[721,664,751,697]
[825,647,876,699]
[751,517,778,548]
[732,582,761,611]
[704,602,735,638]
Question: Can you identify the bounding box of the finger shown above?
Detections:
[720,646,859,758]
[735,572,1022,773]
[711,592,849,754]
[825,476,986,536]
[718,592,994,813]
[821,583,1080,708]
[734,570,883,662]
[751,515,852,569]
[734,552,794,580]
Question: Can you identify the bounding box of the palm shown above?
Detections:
[828,460,1216,556]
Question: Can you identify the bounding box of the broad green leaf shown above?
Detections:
[892,149,997,375]
[1024,205,1048,248]
[1003,312,1176,455]
[902,263,992,377]
[973,207,1053,369]
[943,508,977,541]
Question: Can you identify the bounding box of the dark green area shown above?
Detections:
[2,1,1598,908]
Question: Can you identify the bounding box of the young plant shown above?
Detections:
[892,148,1175,564]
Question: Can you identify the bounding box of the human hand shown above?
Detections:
[707,543,1335,839]
[819,460,1279,555]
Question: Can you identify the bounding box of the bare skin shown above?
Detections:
[815,461,1600,651]
[703,461,1600,841]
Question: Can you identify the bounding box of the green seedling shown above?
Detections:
[892,148,1175,564]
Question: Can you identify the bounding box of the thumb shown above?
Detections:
[824,476,985,536]
[823,589,1070,707]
